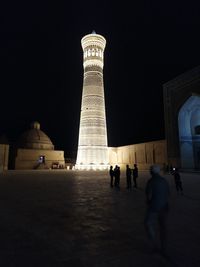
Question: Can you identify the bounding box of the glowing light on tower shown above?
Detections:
[75,31,109,170]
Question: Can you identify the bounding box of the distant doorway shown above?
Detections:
[39,155,45,164]
[178,95,200,170]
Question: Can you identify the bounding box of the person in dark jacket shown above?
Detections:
[126,164,132,189]
[132,164,138,188]
[113,165,118,187]
[144,165,170,255]
[109,166,114,187]
[172,168,183,194]
[114,165,120,188]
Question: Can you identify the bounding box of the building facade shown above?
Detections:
[108,140,167,170]
[15,122,65,170]
[163,66,200,170]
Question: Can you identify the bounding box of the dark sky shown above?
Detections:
[1,1,200,155]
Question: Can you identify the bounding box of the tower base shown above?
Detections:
[75,163,109,171]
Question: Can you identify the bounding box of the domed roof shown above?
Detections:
[18,122,54,150]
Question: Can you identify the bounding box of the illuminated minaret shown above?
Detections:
[75,31,109,170]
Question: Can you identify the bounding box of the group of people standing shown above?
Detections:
[109,164,138,189]
[109,165,120,188]
[109,165,121,188]
[126,164,138,189]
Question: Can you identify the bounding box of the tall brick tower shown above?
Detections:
[75,31,109,170]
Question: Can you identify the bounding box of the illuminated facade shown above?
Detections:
[108,140,167,171]
[75,32,109,170]
[163,66,200,170]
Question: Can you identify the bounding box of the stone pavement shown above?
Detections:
[0,170,200,267]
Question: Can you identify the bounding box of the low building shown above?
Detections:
[108,140,167,170]
[15,122,65,170]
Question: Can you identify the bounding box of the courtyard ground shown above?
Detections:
[0,170,199,267]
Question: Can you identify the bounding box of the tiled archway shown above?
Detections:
[178,95,200,169]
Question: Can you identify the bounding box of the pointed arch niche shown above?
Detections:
[178,95,200,169]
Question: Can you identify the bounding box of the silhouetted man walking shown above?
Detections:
[172,168,183,195]
[144,165,170,256]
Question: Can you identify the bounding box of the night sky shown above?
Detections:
[1,1,200,156]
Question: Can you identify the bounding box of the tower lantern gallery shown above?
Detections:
[75,31,109,170]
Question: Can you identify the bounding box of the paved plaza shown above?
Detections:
[0,170,200,267]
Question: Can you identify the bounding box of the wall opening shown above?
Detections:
[178,95,200,170]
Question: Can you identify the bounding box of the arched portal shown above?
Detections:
[178,95,200,170]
